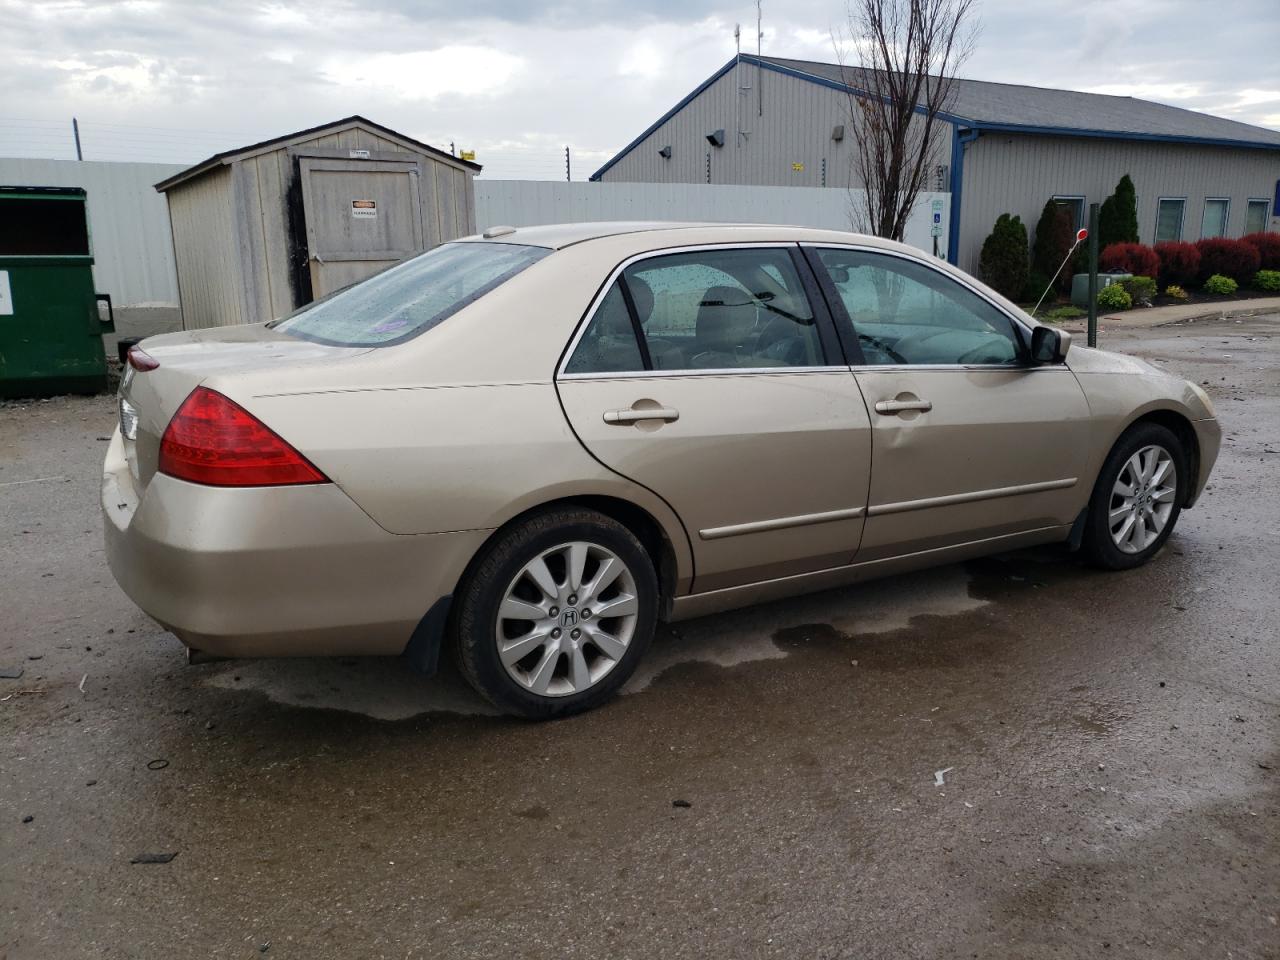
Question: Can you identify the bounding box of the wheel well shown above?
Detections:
[461,496,681,618]
[562,496,680,617]
[405,496,682,677]
[1126,410,1200,506]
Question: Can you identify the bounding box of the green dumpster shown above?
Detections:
[0,185,115,398]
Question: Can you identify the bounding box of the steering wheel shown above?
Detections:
[955,334,1016,365]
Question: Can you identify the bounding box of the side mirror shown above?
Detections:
[1031,326,1070,364]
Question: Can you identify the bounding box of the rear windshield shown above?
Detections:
[272,241,550,347]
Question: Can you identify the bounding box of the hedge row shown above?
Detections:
[1243,232,1280,270]
[1097,235,1279,287]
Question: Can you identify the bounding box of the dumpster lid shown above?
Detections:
[0,185,87,201]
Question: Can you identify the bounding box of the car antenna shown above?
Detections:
[1030,227,1089,318]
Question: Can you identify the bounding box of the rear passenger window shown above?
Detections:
[563,248,825,374]
[563,282,644,374]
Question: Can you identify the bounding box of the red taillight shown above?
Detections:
[158,387,329,487]
[127,346,160,371]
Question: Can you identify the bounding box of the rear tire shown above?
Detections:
[453,507,658,719]
[1081,422,1186,570]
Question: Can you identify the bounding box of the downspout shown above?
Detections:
[947,126,980,266]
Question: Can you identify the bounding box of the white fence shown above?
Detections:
[0,158,184,307]
[476,181,950,257]
[0,159,951,310]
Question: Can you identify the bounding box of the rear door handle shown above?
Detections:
[874,399,933,415]
[603,407,680,424]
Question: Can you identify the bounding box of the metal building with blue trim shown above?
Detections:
[591,55,1280,270]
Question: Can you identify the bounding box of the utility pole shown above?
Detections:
[565,146,571,182]
[72,117,83,161]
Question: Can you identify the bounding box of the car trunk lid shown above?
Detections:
[118,323,368,491]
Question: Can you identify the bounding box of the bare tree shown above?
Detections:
[835,0,978,240]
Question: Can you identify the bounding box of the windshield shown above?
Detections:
[272,241,550,347]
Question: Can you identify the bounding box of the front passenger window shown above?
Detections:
[816,249,1023,366]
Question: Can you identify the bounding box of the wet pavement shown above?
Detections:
[2,317,1277,959]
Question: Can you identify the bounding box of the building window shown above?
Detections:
[1245,199,1270,235]
[1201,198,1230,238]
[1154,198,1186,243]
[1052,195,1085,229]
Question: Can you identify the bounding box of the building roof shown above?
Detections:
[155,115,481,192]
[757,56,1280,147]
[592,54,1280,180]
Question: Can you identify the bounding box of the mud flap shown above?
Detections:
[403,595,452,677]
[1066,508,1089,552]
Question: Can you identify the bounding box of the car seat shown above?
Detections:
[691,285,755,368]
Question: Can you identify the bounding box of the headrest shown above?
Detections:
[626,275,654,323]
[696,285,755,353]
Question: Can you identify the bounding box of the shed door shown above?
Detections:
[298,157,425,298]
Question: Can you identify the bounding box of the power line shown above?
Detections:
[0,117,606,178]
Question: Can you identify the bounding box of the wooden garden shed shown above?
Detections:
[155,116,480,329]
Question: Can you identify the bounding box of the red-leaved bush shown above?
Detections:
[1241,232,1280,271]
[1099,242,1160,279]
[1154,241,1201,287]
[1196,238,1261,283]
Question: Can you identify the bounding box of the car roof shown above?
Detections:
[455,220,903,251]
[455,221,1035,329]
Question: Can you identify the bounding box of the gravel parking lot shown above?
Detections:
[2,317,1277,959]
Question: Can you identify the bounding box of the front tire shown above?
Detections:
[1082,422,1186,570]
[453,507,659,719]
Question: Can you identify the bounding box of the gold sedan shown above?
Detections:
[103,223,1219,717]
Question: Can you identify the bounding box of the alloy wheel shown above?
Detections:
[1108,444,1177,554]
[495,541,639,697]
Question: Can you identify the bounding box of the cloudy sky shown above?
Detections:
[1,0,1277,179]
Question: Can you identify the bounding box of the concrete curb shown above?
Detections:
[1072,296,1280,331]
[1152,303,1280,327]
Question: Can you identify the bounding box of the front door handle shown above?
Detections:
[603,407,680,425]
[874,399,933,415]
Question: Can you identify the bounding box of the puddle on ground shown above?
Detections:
[203,565,988,717]
[623,565,987,692]
[203,656,498,720]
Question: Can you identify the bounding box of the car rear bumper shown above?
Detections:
[101,429,489,658]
